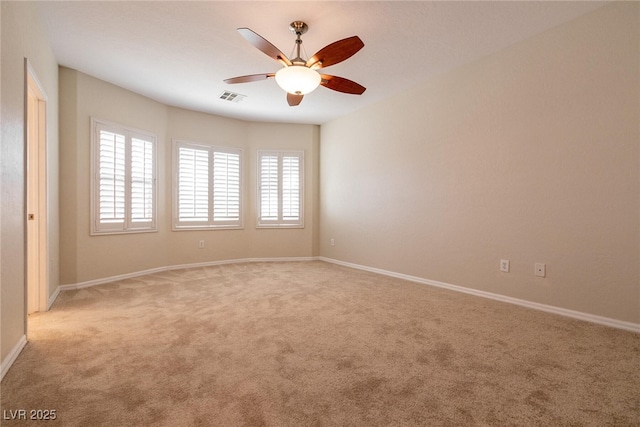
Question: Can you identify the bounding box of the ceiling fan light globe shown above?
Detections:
[275,65,321,95]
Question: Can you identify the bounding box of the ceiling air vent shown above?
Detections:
[219,91,246,103]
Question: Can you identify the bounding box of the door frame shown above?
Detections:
[24,59,49,323]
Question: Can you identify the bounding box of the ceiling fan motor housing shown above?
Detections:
[289,21,309,36]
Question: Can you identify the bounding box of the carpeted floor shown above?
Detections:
[1,261,639,426]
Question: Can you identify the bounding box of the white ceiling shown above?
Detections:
[36,1,607,125]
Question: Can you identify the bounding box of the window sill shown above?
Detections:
[172,225,245,231]
[256,224,305,229]
[90,228,158,236]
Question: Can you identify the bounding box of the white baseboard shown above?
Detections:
[47,285,61,310]
[319,257,640,334]
[55,256,320,294]
[168,256,319,272]
[50,255,638,333]
[1,335,27,381]
[57,265,169,292]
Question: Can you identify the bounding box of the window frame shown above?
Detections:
[172,139,244,231]
[90,118,158,235]
[256,150,304,228]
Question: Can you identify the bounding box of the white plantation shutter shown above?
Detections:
[174,141,243,229]
[213,151,241,222]
[257,151,303,227]
[260,155,279,222]
[92,119,157,234]
[98,130,126,225]
[130,137,154,224]
[282,156,300,221]
[178,146,209,223]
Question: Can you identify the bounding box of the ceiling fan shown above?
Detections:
[224,21,366,107]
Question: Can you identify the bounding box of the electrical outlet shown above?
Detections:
[535,263,546,277]
[500,259,510,272]
[330,238,335,246]
[199,240,205,249]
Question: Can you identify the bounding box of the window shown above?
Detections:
[257,150,303,227]
[91,119,157,234]
[173,140,243,229]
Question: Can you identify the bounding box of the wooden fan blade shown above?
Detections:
[287,93,304,106]
[237,28,292,66]
[320,75,366,95]
[306,36,364,69]
[224,73,275,84]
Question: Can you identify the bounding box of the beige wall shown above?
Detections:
[164,108,319,265]
[59,69,319,285]
[319,2,639,323]
[59,69,169,284]
[1,2,60,361]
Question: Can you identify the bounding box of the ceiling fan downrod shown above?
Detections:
[289,21,308,65]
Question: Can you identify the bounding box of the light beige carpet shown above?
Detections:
[1,261,639,426]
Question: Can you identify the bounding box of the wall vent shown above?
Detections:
[219,91,246,103]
